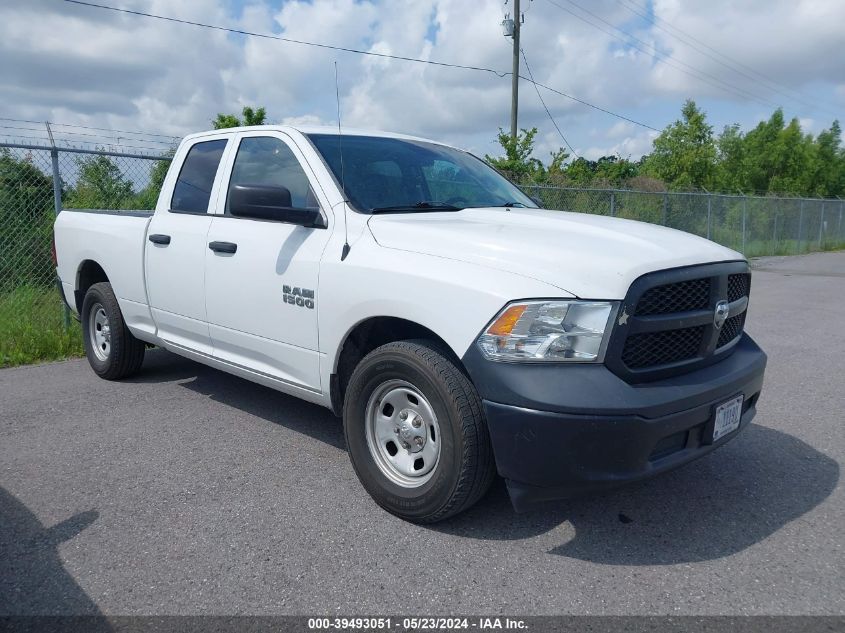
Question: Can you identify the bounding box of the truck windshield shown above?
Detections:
[307,134,537,213]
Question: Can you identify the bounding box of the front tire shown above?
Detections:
[343,340,495,523]
[81,282,145,380]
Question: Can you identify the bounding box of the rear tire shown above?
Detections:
[343,340,495,523]
[81,282,145,380]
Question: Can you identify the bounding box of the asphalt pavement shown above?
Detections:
[1,251,843,616]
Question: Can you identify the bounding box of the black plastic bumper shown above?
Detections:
[462,334,767,511]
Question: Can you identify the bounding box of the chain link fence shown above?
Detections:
[0,141,171,366]
[521,186,845,258]
[1,138,844,366]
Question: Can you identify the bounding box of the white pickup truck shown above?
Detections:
[54,125,767,522]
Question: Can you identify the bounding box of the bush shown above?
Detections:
[0,287,83,367]
[0,150,56,292]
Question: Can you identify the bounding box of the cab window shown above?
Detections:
[170,139,227,213]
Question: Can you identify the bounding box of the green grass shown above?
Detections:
[741,238,845,258]
[0,286,83,368]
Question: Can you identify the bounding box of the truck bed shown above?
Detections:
[54,208,153,320]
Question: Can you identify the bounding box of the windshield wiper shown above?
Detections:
[370,201,463,213]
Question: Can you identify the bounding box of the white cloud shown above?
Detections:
[799,117,815,133]
[648,0,845,98]
[0,0,841,159]
[581,130,659,161]
[280,114,326,127]
[606,121,635,140]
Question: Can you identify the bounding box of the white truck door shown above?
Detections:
[145,137,230,355]
[204,132,332,392]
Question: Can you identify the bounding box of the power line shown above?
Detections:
[518,76,660,132]
[49,128,175,144]
[548,0,781,108]
[520,48,579,158]
[544,0,782,109]
[50,122,180,140]
[63,0,511,78]
[62,0,662,133]
[0,116,180,141]
[614,0,837,116]
[0,124,48,134]
[0,134,53,144]
[0,117,45,126]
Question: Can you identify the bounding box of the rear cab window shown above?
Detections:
[170,139,228,213]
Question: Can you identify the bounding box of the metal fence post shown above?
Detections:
[610,191,615,217]
[706,193,712,240]
[45,122,70,328]
[818,202,825,250]
[662,193,668,226]
[741,196,747,254]
[797,199,804,254]
[839,198,844,241]
[772,209,778,254]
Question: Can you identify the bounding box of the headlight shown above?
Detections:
[477,300,618,362]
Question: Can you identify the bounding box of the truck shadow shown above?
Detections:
[0,487,108,622]
[130,350,839,566]
[128,349,346,450]
[433,424,839,565]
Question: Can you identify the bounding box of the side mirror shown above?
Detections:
[229,184,325,228]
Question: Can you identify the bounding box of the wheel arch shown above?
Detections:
[329,316,467,417]
[74,260,110,313]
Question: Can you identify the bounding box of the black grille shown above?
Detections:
[622,326,705,368]
[727,273,750,303]
[635,278,710,315]
[717,311,746,348]
[606,262,752,382]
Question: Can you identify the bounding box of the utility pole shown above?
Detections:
[510,0,521,141]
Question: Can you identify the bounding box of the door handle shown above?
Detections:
[148,234,171,245]
[209,241,238,254]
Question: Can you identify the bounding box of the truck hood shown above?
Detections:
[367,207,743,299]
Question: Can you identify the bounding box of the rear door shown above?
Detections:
[204,132,332,392]
[145,137,230,354]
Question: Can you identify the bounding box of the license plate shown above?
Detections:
[712,395,743,442]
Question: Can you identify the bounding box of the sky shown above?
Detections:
[0,0,843,162]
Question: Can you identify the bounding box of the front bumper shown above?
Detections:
[462,334,767,511]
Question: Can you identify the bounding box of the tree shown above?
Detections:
[212,106,267,129]
[485,127,575,184]
[132,153,173,209]
[66,155,134,209]
[546,147,571,180]
[735,109,821,195]
[809,120,843,197]
[485,127,547,182]
[715,124,747,193]
[642,99,717,190]
[484,101,844,196]
[766,116,814,195]
[0,150,56,290]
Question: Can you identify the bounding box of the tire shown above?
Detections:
[343,340,495,523]
[81,282,145,380]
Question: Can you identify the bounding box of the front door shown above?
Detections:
[145,137,229,355]
[204,133,332,391]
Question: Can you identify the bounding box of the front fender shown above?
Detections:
[319,239,570,376]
